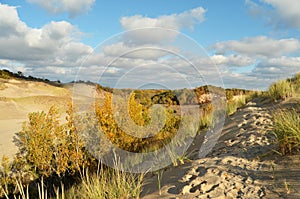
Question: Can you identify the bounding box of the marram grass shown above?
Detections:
[272,109,300,155]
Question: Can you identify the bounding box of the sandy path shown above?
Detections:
[141,99,300,198]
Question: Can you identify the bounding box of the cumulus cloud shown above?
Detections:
[213,36,300,58]
[120,7,206,45]
[211,54,255,67]
[246,0,300,29]
[252,56,300,77]
[0,4,28,37]
[26,0,95,17]
[0,3,93,79]
[210,35,300,89]
[263,0,300,28]
[121,7,206,30]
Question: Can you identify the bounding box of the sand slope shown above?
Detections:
[0,78,71,159]
[0,78,105,160]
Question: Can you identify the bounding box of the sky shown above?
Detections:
[0,0,300,90]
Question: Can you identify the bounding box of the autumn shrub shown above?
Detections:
[0,156,14,196]
[95,93,182,153]
[14,104,87,178]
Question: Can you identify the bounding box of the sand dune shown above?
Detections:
[0,78,105,160]
[1,77,300,198]
[0,78,72,159]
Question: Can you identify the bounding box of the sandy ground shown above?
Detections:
[141,98,300,199]
[0,119,23,159]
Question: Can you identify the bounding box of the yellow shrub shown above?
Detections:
[14,103,87,177]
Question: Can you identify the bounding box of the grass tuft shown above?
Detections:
[272,108,300,155]
[227,95,246,115]
[268,80,295,101]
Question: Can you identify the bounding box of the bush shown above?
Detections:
[1,101,146,198]
[95,93,181,152]
[14,104,87,178]
[268,80,294,101]
[272,109,300,155]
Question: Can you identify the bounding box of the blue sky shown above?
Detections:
[0,0,300,89]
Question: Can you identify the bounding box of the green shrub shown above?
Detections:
[273,109,300,155]
[268,80,294,101]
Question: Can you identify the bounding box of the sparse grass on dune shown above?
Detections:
[268,80,295,101]
[266,73,300,101]
[66,166,144,199]
[226,95,247,115]
[0,166,144,199]
[272,108,300,155]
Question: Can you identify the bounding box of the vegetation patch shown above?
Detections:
[272,108,300,155]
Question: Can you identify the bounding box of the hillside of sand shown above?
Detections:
[0,77,106,159]
[0,78,71,159]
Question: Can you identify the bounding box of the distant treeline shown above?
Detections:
[1,69,252,105]
[0,69,62,87]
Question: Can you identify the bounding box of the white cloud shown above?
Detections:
[0,4,28,37]
[211,35,300,89]
[219,55,300,89]
[121,7,206,30]
[120,7,206,45]
[26,0,95,17]
[267,56,300,68]
[251,56,300,78]
[0,3,95,82]
[1,3,298,90]
[0,4,93,67]
[102,42,179,60]
[263,0,300,28]
[211,54,255,67]
[213,36,300,58]
[246,0,300,29]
